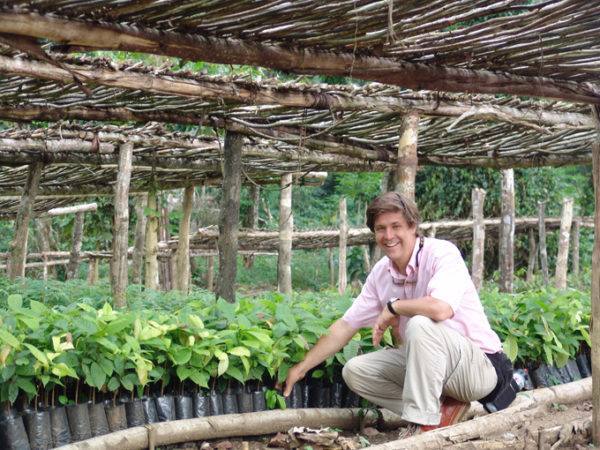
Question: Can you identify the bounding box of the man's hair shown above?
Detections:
[366,192,421,232]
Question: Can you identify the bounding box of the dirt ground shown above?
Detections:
[161,401,594,450]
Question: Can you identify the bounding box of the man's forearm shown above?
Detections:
[389,295,453,321]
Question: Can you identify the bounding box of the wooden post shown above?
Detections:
[206,255,214,291]
[526,228,537,283]
[471,188,486,292]
[87,256,99,285]
[216,131,243,303]
[175,186,194,293]
[277,173,293,295]
[131,193,147,285]
[66,211,84,280]
[572,218,580,278]
[362,246,371,274]
[8,161,43,280]
[538,201,550,285]
[499,169,515,293]
[35,218,52,280]
[110,142,133,309]
[144,191,159,290]
[158,203,173,291]
[555,197,574,290]
[338,197,348,294]
[328,248,335,287]
[243,184,260,268]
[394,111,419,201]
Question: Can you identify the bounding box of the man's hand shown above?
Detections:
[372,306,400,347]
[279,364,306,397]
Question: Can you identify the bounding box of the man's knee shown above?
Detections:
[405,314,436,342]
[342,356,362,389]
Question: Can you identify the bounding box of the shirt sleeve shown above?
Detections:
[426,244,471,312]
[341,271,382,329]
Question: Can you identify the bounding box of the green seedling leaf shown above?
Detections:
[24,343,49,367]
[189,370,209,388]
[226,365,245,384]
[188,314,204,329]
[0,329,20,348]
[15,377,37,396]
[228,346,251,358]
[176,365,191,381]
[293,335,310,350]
[7,294,22,310]
[171,347,192,365]
[90,362,106,389]
[217,356,229,376]
[51,363,78,379]
[503,336,518,362]
[58,395,71,405]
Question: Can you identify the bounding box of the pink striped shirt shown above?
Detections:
[342,237,502,354]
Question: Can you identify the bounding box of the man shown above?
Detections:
[283,192,511,434]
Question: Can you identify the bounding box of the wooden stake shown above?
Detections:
[499,169,515,293]
[572,218,580,278]
[206,255,214,292]
[216,131,243,302]
[538,201,550,285]
[66,211,84,280]
[131,193,147,285]
[35,218,52,280]
[87,256,98,285]
[243,184,260,268]
[395,112,418,201]
[338,197,348,294]
[175,186,194,293]
[526,228,537,283]
[277,173,293,295]
[362,246,371,274]
[158,203,173,291]
[471,188,486,292]
[555,197,574,290]
[328,248,335,287]
[8,161,43,279]
[110,142,133,308]
[144,192,159,290]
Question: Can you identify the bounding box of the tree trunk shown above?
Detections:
[538,201,550,285]
[66,211,84,280]
[555,197,574,290]
[572,218,580,278]
[526,228,537,283]
[394,112,419,201]
[34,218,52,280]
[110,142,133,309]
[277,173,293,295]
[175,186,194,293]
[499,169,515,293]
[216,131,243,302]
[8,161,43,279]
[131,193,147,285]
[144,192,159,290]
[471,188,486,291]
[243,184,260,268]
[87,256,99,285]
[338,197,348,294]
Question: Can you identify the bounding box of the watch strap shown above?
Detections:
[386,299,399,316]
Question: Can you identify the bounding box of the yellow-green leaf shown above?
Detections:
[228,346,251,358]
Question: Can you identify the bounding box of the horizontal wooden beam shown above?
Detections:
[0,55,593,129]
[0,12,599,104]
[42,202,97,217]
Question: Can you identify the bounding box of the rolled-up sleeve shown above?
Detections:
[426,245,470,312]
[342,271,382,329]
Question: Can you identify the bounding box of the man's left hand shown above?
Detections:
[372,306,400,347]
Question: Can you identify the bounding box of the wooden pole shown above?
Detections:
[572,218,580,278]
[131,193,147,285]
[35,218,52,280]
[592,136,600,445]
[8,161,43,279]
[243,184,260,268]
[175,186,194,293]
[277,173,293,295]
[538,201,550,285]
[499,169,515,293]
[144,192,159,290]
[555,197,574,290]
[110,142,133,309]
[216,131,243,303]
[526,228,537,283]
[362,246,371,274]
[206,255,214,292]
[338,197,348,294]
[158,203,173,291]
[394,112,419,201]
[328,248,335,287]
[66,211,84,280]
[471,188,486,292]
[87,256,98,285]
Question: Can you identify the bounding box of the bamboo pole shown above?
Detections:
[526,228,537,283]
[87,256,98,285]
[144,192,159,290]
[66,211,85,280]
[538,201,550,285]
[572,218,580,278]
[216,131,243,303]
[499,169,515,293]
[8,161,43,280]
[338,197,348,294]
[110,142,133,309]
[131,193,147,285]
[277,173,293,295]
[555,197,574,290]
[175,186,194,293]
[471,188,486,292]
[395,112,419,201]
[591,105,600,446]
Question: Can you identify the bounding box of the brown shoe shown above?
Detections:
[420,396,470,432]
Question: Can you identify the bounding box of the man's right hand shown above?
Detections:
[282,364,306,397]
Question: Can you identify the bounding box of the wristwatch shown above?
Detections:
[386,298,399,316]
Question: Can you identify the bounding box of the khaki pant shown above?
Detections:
[342,315,497,425]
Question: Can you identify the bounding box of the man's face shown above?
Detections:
[373,211,417,266]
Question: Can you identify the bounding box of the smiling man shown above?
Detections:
[283,192,515,436]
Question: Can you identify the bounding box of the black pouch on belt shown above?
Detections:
[479,351,519,413]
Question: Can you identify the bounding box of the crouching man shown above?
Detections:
[283,192,515,435]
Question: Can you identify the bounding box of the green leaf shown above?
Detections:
[24,343,49,367]
[176,365,191,381]
[107,376,120,392]
[217,355,229,376]
[171,347,192,365]
[51,363,78,379]
[0,329,20,348]
[189,370,209,388]
[97,357,114,377]
[228,346,251,358]
[8,382,18,403]
[90,362,106,389]
[15,377,37,396]
[7,294,22,310]
[226,365,245,384]
[503,336,518,362]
